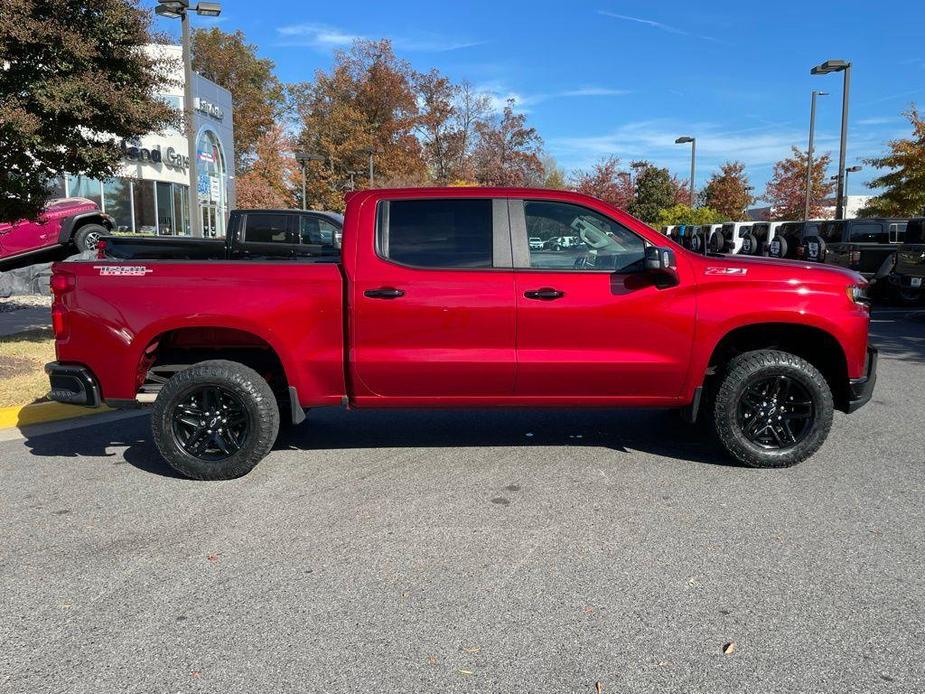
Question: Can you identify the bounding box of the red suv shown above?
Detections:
[0,197,113,268]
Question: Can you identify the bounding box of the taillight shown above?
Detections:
[51,303,68,339]
[50,271,76,296]
[96,240,107,259]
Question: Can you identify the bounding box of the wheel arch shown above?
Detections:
[704,322,851,412]
[58,212,114,244]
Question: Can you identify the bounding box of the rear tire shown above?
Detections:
[712,350,833,468]
[73,223,107,252]
[152,360,280,480]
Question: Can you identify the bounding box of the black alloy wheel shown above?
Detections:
[170,385,250,461]
[736,375,814,449]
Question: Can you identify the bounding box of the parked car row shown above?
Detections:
[662,217,919,302]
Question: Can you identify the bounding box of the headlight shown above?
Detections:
[846,284,868,305]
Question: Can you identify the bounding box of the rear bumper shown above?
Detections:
[846,347,877,414]
[44,362,101,407]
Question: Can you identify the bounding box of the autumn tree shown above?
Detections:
[471,100,544,186]
[414,69,461,184]
[627,163,677,223]
[291,39,426,210]
[701,161,755,219]
[573,156,634,208]
[859,105,925,217]
[192,28,286,175]
[765,146,834,220]
[235,123,297,209]
[542,155,567,189]
[0,0,175,221]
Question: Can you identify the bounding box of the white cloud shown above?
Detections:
[275,23,483,53]
[597,10,722,43]
[475,81,630,113]
[857,116,899,126]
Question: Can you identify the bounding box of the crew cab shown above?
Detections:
[0,197,113,268]
[46,188,876,480]
[102,208,343,261]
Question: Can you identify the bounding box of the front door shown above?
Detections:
[510,199,696,400]
[352,197,516,399]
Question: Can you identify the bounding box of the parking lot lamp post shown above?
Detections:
[804,90,828,221]
[675,137,696,207]
[844,165,862,197]
[155,0,222,237]
[811,60,852,220]
[294,152,325,210]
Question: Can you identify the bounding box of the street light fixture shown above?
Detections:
[154,0,223,237]
[361,146,382,187]
[804,90,828,220]
[811,59,852,220]
[675,136,696,207]
[294,152,325,210]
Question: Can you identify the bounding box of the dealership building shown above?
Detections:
[47,45,235,237]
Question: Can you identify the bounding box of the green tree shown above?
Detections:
[859,106,925,217]
[0,0,175,221]
[542,155,567,189]
[192,28,286,176]
[627,163,676,223]
[655,204,726,226]
[701,161,754,219]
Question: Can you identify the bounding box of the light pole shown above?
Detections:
[811,59,852,220]
[804,90,828,220]
[362,147,381,187]
[831,165,862,208]
[675,137,696,207]
[155,0,222,238]
[294,152,324,210]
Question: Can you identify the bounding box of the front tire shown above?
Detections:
[73,223,107,252]
[712,350,833,468]
[152,360,280,480]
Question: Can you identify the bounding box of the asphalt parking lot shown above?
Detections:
[1,309,923,694]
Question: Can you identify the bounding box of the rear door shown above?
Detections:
[509,198,696,400]
[352,197,516,398]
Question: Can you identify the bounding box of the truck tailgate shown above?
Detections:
[51,260,346,406]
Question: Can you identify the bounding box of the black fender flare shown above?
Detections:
[58,211,113,245]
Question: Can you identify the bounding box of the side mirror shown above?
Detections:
[644,246,679,288]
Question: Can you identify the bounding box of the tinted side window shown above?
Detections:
[245,214,295,243]
[849,223,888,243]
[821,221,844,242]
[905,220,924,244]
[381,199,493,268]
[524,200,645,272]
[299,216,340,245]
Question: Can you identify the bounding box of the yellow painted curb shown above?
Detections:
[0,402,113,429]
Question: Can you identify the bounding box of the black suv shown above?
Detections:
[768,221,823,260]
[814,218,907,280]
[889,217,924,304]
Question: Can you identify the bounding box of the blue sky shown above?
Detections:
[159,0,925,201]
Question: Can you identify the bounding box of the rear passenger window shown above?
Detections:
[244,214,295,244]
[849,223,888,243]
[380,199,493,268]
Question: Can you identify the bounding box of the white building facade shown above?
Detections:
[48,45,235,237]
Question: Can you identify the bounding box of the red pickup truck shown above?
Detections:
[46,188,876,480]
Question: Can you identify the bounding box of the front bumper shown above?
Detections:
[45,362,101,407]
[846,347,877,414]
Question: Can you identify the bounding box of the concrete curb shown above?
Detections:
[0,407,148,442]
[0,402,114,430]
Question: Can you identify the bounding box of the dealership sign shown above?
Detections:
[194,97,224,120]
[121,140,189,171]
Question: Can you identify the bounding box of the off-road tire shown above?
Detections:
[152,360,280,480]
[73,223,107,252]
[713,350,833,468]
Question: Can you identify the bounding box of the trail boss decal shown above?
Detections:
[705,267,748,276]
[93,265,153,277]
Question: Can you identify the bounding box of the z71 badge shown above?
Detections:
[93,265,153,277]
[705,267,748,276]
